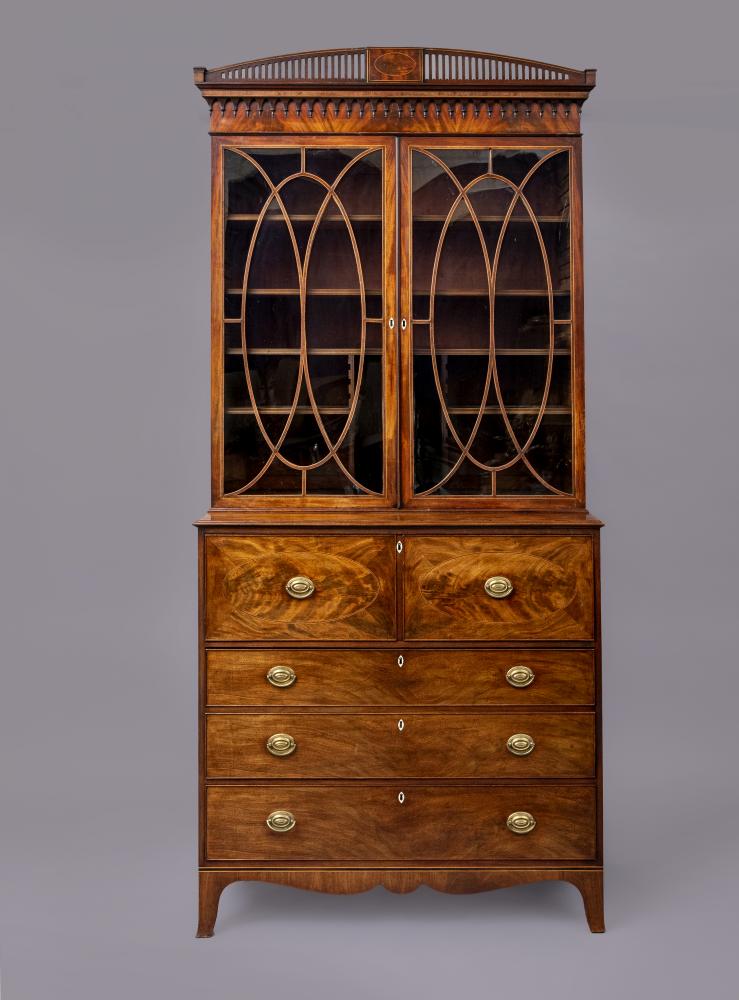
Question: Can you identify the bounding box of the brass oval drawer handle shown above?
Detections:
[507,811,536,834]
[267,665,296,688]
[484,575,513,599]
[506,665,535,688]
[266,733,296,757]
[286,575,315,599]
[266,810,296,833]
[507,733,535,756]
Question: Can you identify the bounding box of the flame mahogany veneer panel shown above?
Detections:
[403,534,594,641]
[205,534,397,641]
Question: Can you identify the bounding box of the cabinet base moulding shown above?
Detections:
[196,866,604,936]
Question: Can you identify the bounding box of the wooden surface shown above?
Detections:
[205,534,396,640]
[206,648,595,707]
[194,45,602,936]
[403,534,594,640]
[197,510,603,526]
[206,711,595,778]
[197,47,594,88]
[205,783,596,862]
[197,866,604,935]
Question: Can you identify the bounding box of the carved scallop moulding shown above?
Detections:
[205,97,584,135]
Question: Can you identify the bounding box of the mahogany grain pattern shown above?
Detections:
[206,648,595,707]
[206,712,595,778]
[404,534,594,640]
[205,534,396,640]
[194,45,603,935]
[205,783,597,862]
[197,867,604,936]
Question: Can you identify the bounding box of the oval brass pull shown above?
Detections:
[286,575,315,599]
[506,665,535,688]
[507,811,536,834]
[484,576,513,599]
[266,810,296,833]
[507,733,535,756]
[266,733,296,757]
[267,665,296,688]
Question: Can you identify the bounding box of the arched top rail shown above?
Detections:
[194,47,595,91]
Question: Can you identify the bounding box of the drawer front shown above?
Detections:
[404,534,594,641]
[205,535,396,641]
[207,648,595,707]
[206,712,595,778]
[206,784,597,861]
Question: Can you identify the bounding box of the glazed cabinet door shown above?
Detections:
[214,136,397,508]
[399,138,583,507]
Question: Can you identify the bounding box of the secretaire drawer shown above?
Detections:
[206,712,595,778]
[206,648,595,707]
[205,534,396,641]
[205,783,597,862]
[403,534,595,641]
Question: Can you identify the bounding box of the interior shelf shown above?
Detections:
[223,316,385,324]
[413,348,570,356]
[226,213,565,223]
[226,406,351,415]
[413,215,566,223]
[227,288,568,297]
[447,406,571,415]
[227,213,382,222]
[224,347,567,357]
[413,289,570,297]
[225,405,570,416]
[226,288,383,296]
[226,347,383,356]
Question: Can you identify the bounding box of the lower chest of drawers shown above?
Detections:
[199,527,601,869]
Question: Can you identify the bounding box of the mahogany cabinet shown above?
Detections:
[193,46,602,935]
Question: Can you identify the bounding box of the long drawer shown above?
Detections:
[403,534,594,641]
[205,783,597,862]
[206,712,595,778]
[205,534,396,641]
[206,648,595,707]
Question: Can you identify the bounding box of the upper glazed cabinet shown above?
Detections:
[202,48,592,509]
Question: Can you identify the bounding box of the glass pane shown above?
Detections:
[222,146,386,498]
[411,146,573,499]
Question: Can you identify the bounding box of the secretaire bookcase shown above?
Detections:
[193,46,603,936]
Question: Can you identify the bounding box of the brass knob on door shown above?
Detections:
[266,733,296,757]
[507,811,536,834]
[506,665,535,688]
[484,576,513,599]
[266,810,296,832]
[286,575,315,599]
[267,665,296,688]
[507,733,535,756]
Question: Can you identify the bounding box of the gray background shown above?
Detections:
[1,0,738,996]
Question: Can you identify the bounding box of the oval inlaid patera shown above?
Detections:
[372,50,417,78]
